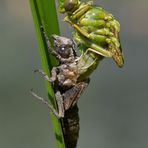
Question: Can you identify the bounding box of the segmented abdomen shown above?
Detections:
[62,104,79,148]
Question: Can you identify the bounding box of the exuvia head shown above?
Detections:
[58,0,80,13]
[52,34,76,59]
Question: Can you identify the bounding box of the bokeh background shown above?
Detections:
[0,0,148,148]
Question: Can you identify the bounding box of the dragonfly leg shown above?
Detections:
[34,69,50,82]
[30,79,90,118]
[40,26,52,50]
[40,26,60,57]
[55,91,65,118]
[30,89,62,118]
[71,2,92,19]
[50,67,58,83]
[74,34,112,57]
[34,68,58,83]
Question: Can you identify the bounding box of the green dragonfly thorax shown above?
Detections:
[77,49,103,81]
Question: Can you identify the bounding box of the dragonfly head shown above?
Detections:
[52,34,76,60]
[59,0,80,13]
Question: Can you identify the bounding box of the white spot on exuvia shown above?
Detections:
[61,47,65,51]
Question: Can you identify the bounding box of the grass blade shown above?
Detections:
[29,0,66,147]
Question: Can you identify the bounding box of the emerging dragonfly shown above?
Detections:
[31,1,124,147]
[58,0,124,68]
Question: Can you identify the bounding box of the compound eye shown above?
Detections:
[64,0,78,12]
[59,46,71,58]
[61,47,65,51]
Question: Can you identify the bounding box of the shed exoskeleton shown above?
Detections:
[31,30,91,148]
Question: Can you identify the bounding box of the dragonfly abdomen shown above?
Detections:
[62,104,79,148]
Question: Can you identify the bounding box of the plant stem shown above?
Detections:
[29,0,66,147]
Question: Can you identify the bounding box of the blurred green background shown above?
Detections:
[0,0,148,148]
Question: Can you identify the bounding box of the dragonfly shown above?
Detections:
[31,0,124,147]
[58,0,124,68]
